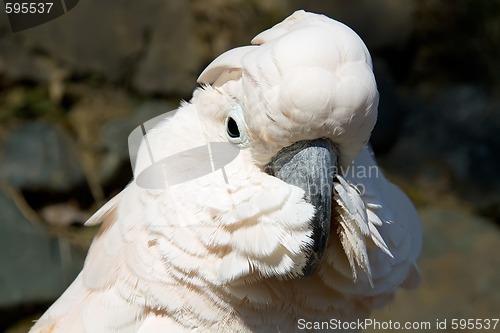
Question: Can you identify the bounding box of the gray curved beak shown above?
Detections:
[266,139,336,276]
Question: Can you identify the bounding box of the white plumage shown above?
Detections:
[31,10,421,333]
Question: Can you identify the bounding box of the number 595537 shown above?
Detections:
[5,2,53,14]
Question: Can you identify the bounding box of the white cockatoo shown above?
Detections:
[31,10,421,333]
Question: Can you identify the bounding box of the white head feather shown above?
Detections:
[199,10,379,167]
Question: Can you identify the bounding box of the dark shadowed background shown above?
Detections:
[0,0,499,332]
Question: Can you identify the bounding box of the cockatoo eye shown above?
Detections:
[225,104,248,146]
[226,117,240,138]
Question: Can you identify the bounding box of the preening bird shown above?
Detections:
[31,10,422,333]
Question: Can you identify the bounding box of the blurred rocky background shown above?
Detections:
[0,0,499,331]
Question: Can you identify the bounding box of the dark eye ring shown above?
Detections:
[226,117,240,138]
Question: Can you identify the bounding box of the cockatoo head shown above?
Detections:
[198,10,378,167]
[134,10,378,284]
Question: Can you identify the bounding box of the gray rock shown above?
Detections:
[0,190,85,308]
[0,122,85,192]
[12,0,169,81]
[0,8,10,35]
[132,1,200,96]
[5,0,201,95]
[190,0,283,67]
[0,39,63,84]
